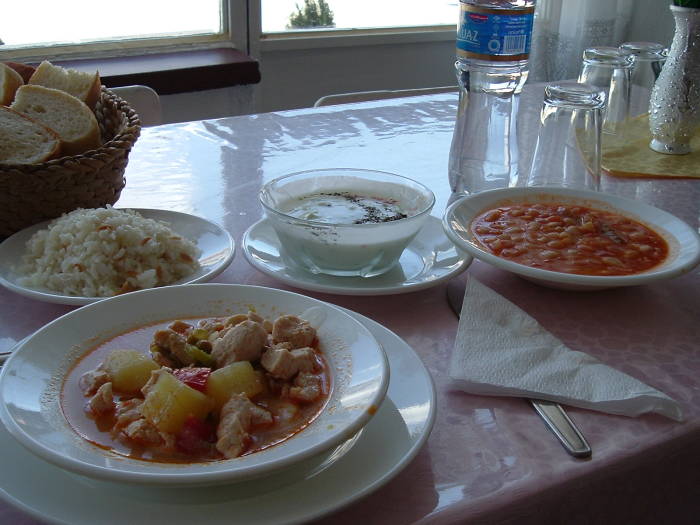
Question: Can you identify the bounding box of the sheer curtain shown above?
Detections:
[529,0,634,82]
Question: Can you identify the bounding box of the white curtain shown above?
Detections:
[529,0,634,82]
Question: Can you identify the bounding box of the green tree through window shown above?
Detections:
[288,0,335,29]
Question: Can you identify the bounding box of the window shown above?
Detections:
[0,0,455,61]
[1,0,222,47]
[0,0,238,61]
[261,0,457,33]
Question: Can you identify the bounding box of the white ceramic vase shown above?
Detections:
[648,5,700,155]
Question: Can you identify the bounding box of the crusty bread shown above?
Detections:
[28,60,101,110]
[0,63,23,106]
[11,85,101,156]
[0,106,61,164]
[4,61,35,84]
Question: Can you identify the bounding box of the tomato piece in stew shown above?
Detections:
[173,367,211,393]
[471,203,668,276]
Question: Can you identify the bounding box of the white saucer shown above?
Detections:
[243,216,472,295]
[0,208,235,305]
[0,309,436,525]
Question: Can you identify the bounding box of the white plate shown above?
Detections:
[0,308,436,525]
[0,284,389,486]
[0,208,236,305]
[242,216,472,295]
[443,187,700,291]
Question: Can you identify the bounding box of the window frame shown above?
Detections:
[250,1,454,56]
[0,1,248,62]
[257,26,455,53]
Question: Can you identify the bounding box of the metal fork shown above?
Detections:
[0,351,11,366]
[446,279,592,459]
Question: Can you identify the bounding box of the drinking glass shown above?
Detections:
[578,47,634,135]
[619,41,668,117]
[526,81,606,191]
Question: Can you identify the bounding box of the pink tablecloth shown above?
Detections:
[1,89,699,524]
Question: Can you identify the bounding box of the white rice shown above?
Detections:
[18,207,202,297]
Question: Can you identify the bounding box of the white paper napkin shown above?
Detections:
[450,276,683,421]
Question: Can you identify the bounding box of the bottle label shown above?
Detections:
[457,4,535,61]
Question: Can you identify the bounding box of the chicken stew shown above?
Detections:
[61,312,330,463]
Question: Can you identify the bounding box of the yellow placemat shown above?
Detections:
[601,115,700,179]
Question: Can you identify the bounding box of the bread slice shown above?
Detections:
[0,63,23,106]
[28,60,101,110]
[3,61,35,84]
[11,85,101,156]
[0,106,61,164]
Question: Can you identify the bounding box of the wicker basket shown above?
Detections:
[0,87,141,238]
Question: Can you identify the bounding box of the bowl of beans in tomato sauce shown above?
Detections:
[443,187,700,291]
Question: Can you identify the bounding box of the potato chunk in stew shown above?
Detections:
[141,370,212,433]
[103,349,159,393]
[207,361,264,410]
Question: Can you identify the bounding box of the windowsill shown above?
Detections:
[54,48,260,95]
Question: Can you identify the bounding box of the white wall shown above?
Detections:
[161,85,255,124]
[255,39,457,113]
[158,39,456,124]
[626,0,675,46]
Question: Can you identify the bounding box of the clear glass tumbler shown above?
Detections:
[526,82,606,191]
[578,47,634,135]
[619,41,668,117]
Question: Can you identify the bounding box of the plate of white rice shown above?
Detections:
[0,207,235,305]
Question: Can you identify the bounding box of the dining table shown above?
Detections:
[1,83,699,525]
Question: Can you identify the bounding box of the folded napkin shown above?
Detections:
[450,276,683,421]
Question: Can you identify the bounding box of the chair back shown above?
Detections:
[314,86,457,107]
[110,85,163,126]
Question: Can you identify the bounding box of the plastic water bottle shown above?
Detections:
[448,0,536,197]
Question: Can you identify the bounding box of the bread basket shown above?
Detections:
[0,87,141,238]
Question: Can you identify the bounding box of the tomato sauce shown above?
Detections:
[471,203,669,276]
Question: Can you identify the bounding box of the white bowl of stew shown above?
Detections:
[0,284,389,486]
[443,187,700,291]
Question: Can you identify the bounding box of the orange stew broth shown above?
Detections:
[470,203,669,276]
[61,318,330,463]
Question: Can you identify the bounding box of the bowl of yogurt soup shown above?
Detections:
[259,169,435,277]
